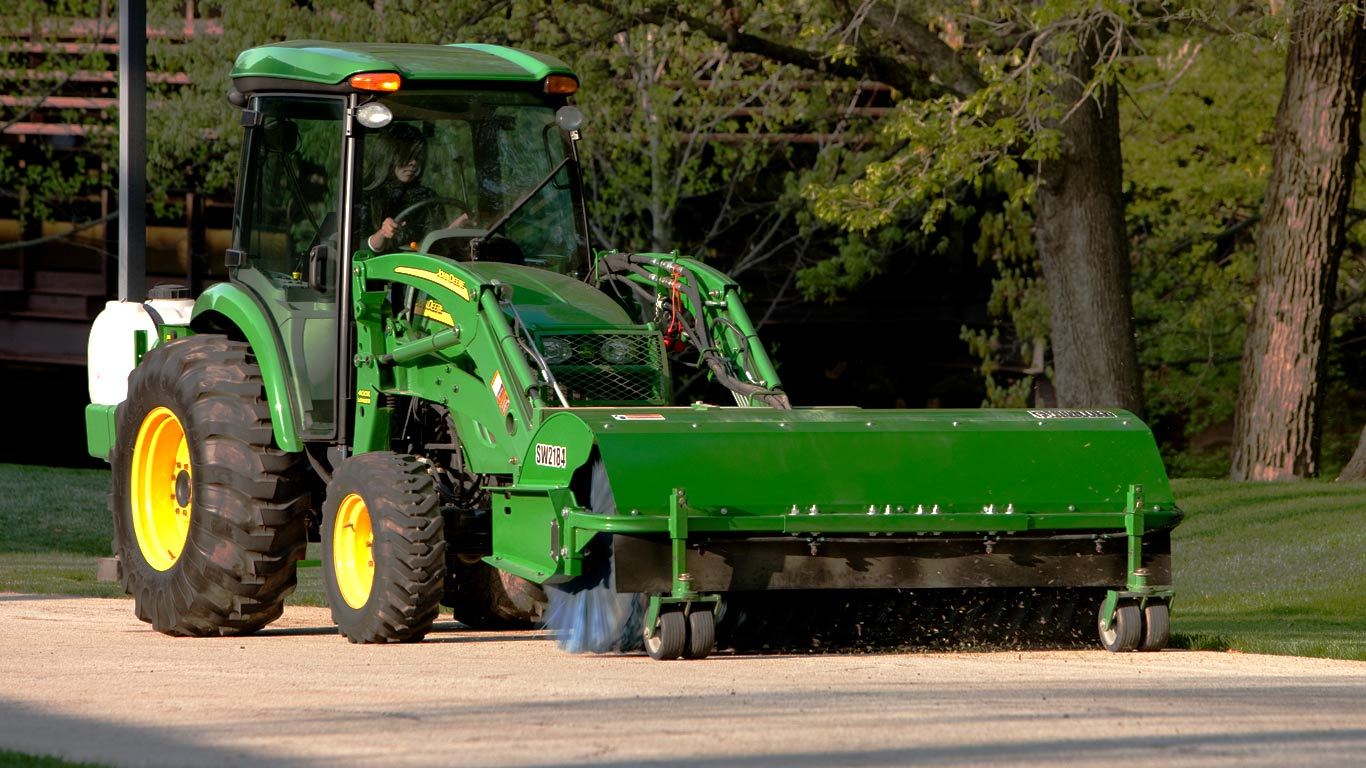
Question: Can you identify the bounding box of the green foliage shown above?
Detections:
[798,1,1137,239]
[0,1,115,225]
[959,167,1048,406]
[791,1,1140,400]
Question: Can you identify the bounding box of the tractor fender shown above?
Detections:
[190,283,303,452]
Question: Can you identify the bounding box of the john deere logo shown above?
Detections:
[534,443,567,469]
[434,269,469,300]
[393,266,471,301]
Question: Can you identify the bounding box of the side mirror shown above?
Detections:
[555,105,583,137]
[308,244,331,291]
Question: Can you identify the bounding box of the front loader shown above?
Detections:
[85,41,1178,659]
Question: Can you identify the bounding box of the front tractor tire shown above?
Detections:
[110,335,309,636]
[323,452,446,643]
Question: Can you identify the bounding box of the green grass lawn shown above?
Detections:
[1167,478,1366,660]
[1,463,1363,659]
[0,463,325,605]
[0,465,112,556]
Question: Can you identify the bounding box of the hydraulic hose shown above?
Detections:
[597,252,790,409]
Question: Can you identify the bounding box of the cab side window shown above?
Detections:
[232,95,346,439]
[237,97,344,290]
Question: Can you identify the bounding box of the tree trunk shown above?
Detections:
[1340,425,1366,481]
[1033,19,1144,415]
[1230,2,1365,481]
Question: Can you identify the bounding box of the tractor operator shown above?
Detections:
[360,123,471,253]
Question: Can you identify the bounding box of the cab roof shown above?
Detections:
[231,41,575,88]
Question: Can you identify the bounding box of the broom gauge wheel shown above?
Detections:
[1098,600,1142,652]
[682,608,716,660]
[645,609,687,660]
[1138,601,1170,652]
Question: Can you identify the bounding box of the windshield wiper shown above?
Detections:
[469,155,571,261]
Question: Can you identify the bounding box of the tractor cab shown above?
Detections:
[221,41,590,441]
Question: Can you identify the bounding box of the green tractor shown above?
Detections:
[85,41,1179,659]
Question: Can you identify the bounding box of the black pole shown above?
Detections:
[118,0,146,301]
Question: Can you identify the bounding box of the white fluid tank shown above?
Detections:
[87,296,195,406]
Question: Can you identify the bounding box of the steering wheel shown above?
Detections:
[391,197,469,248]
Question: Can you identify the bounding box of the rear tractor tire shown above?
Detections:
[446,558,546,629]
[1097,601,1142,652]
[323,452,446,643]
[110,335,309,636]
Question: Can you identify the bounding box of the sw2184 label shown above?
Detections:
[534,443,568,469]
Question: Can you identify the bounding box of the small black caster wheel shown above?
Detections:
[682,609,716,659]
[645,610,686,660]
[1138,602,1170,651]
[1098,601,1141,652]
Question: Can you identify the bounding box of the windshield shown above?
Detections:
[354,90,588,275]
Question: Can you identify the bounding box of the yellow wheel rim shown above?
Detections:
[130,406,192,571]
[333,493,374,609]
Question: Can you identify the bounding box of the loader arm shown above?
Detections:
[348,252,547,472]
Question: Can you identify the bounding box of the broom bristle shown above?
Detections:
[542,456,646,653]
[544,580,644,653]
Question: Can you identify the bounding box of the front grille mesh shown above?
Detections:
[540,332,668,405]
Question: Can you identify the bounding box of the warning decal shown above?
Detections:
[492,371,511,415]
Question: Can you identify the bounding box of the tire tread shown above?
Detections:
[323,452,446,643]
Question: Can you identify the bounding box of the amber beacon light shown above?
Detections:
[350,72,402,92]
[544,74,577,95]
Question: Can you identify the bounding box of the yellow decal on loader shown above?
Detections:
[394,266,471,301]
[357,389,372,405]
[417,299,454,326]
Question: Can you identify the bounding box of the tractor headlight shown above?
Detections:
[540,336,571,364]
[600,338,634,364]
